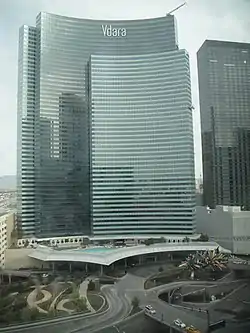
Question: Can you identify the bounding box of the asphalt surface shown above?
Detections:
[0,285,131,333]
[127,281,208,332]
[1,263,249,333]
[124,275,250,333]
[97,312,170,333]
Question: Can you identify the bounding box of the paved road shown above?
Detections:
[219,322,250,333]
[127,282,208,332]
[0,285,131,333]
[97,312,169,333]
[72,284,131,333]
[126,278,249,333]
[172,281,250,324]
[5,274,239,333]
[0,264,248,333]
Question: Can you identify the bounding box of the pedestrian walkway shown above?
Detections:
[79,276,96,313]
[27,287,52,314]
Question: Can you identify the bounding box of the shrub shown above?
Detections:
[198,233,209,242]
[183,236,190,243]
[159,237,166,243]
[131,296,139,308]
[88,280,95,291]
[13,295,26,311]
[21,307,40,321]
[75,297,87,311]
[144,238,154,246]
[47,309,57,318]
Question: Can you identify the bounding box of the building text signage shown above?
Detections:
[102,25,127,37]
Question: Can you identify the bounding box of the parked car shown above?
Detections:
[174,319,186,328]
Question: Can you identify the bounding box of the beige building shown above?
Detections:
[0,212,15,268]
[4,248,49,270]
[196,206,250,255]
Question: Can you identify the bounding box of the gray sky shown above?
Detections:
[0,0,249,177]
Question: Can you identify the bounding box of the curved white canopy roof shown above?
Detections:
[29,242,231,266]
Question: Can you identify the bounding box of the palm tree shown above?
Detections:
[179,253,201,279]
[183,236,190,243]
[131,296,139,308]
[179,248,228,279]
[202,247,228,271]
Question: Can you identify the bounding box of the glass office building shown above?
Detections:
[17,12,196,238]
[197,40,250,210]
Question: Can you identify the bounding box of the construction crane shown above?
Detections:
[166,2,187,16]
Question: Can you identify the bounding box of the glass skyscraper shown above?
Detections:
[17,12,196,238]
[197,40,250,210]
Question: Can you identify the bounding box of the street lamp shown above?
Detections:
[113,325,125,333]
[206,309,211,332]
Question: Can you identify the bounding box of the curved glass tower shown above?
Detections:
[17,12,196,238]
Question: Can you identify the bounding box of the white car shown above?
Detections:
[145,305,156,314]
[174,319,186,328]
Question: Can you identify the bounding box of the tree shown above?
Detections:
[75,297,87,311]
[13,295,26,311]
[5,310,20,323]
[11,228,23,241]
[98,239,108,246]
[144,238,154,246]
[88,280,95,291]
[131,296,139,309]
[11,229,18,241]
[21,307,40,321]
[48,309,57,318]
[71,283,79,299]
[179,248,228,280]
[198,233,209,242]
[159,237,166,243]
[81,238,90,247]
[23,239,29,248]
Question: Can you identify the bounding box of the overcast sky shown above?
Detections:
[0,0,249,177]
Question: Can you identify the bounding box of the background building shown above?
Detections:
[197,206,250,255]
[17,13,196,238]
[195,177,203,206]
[197,40,250,210]
[0,212,15,268]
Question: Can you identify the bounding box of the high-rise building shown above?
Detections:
[17,13,196,238]
[197,40,250,209]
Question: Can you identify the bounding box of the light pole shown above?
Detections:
[169,287,180,303]
[206,309,211,333]
[113,325,125,333]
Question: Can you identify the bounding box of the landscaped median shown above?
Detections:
[86,278,107,313]
[144,265,230,290]
[0,281,110,330]
[87,292,106,312]
[0,275,109,328]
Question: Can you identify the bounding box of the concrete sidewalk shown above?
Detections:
[79,276,96,313]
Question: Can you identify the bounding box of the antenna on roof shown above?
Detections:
[166,2,187,16]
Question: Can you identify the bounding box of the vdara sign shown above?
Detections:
[102,25,127,37]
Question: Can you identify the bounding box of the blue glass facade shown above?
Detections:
[90,52,195,235]
[17,12,196,237]
[198,40,250,210]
